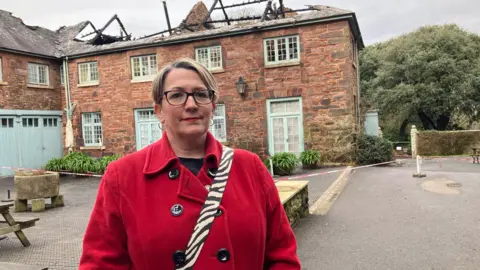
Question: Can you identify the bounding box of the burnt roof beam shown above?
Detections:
[213,0,268,10]
[261,0,273,22]
[218,0,231,26]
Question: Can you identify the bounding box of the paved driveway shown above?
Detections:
[0,176,99,270]
[295,158,480,269]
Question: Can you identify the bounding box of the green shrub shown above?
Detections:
[44,152,121,174]
[271,152,298,175]
[299,150,321,169]
[357,135,393,165]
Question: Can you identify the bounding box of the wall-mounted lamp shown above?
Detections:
[235,76,247,97]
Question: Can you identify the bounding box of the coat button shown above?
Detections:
[216,248,230,263]
[171,204,183,217]
[215,209,223,217]
[207,168,217,178]
[168,168,180,179]
[172,250,186,266]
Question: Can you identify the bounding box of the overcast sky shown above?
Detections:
[2,0,479,45]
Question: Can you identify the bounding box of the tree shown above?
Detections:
[360,24,480,132]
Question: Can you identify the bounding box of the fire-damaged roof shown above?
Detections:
[0,1,364,60]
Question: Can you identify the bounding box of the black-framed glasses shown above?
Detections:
[163,89,215,106]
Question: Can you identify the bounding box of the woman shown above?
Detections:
[79,58,301,269]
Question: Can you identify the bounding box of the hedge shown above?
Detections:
[417,130,480,156]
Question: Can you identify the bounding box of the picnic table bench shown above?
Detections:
[473,147,480,164]
[0,203,39,247]
[0,262,48,270]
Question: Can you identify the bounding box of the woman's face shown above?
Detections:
[155,68,214,139]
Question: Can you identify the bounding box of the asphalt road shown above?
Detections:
[295,158,480,270]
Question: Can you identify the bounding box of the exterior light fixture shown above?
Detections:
[235,76,247,96]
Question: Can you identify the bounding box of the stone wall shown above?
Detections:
[65,20,359,160]
[0,51,63,110]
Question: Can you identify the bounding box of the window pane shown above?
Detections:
[266,40,276,62]
[133,58,141,77]
[84,126,93,144]
[83,113,92,124]
[28,64,38,84]
[197,48,209,68]
[39,65,47,84]
[288,36,299,60]
[149,56,157,75]
[141,56,149,76]
[277,38,287,61]
[89,62,98,81]
[80,64,88,83]
[210,47,222,68]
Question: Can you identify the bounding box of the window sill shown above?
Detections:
[78,82,100,88]
[131,77,155,83]
[210,69,226,74]
[0,81,7,85]
[27,84,53,90]
[80,146,106,150]
[265,61,300,69]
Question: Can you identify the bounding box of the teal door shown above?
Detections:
[0,110,63,176]
[135,109,162,151]
[0,117,20,176]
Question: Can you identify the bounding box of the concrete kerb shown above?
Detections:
[309,166,354,216]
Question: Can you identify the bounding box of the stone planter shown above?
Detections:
[14,171,64,212]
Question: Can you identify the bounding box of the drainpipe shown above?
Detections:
[63,56,75,153]
[63,58,70,111]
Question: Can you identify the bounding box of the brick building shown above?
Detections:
[0,1,364,174]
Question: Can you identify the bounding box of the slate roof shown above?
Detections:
[0,5,362,59]
[0,10,61,58]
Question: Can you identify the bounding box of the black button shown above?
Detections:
[168,169,180,180]
[172,250,186,266]
[216,248,230,263]
[215,209,223,217]
[171,204,183,217]
[207,168,217,178]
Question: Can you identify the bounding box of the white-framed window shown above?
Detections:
[28,63,49,86]
[0,58,3,82]
[264,35,300,65]
[78,62,99,85]
[195,46,223,71]
[131,54,158,80]
[82,112,103,146]
[60,64,65,85]
[210,104,227,142]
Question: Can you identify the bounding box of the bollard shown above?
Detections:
[413,155,426,178]
[269,159,274,176]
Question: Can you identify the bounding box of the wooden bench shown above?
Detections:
[0,262,48,270]
[473,147,480,164]
[0,203,39,247]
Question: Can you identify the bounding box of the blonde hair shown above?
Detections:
[151,57,219,105]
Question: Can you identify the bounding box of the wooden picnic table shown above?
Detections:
[0,203,39,247]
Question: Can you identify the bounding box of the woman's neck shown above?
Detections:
[167,130,206,158]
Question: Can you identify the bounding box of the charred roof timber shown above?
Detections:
[140,0,323,39]
[80,14,131,45]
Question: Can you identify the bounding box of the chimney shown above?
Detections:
[184,1,211,31]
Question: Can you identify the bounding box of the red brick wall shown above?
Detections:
[0,51,63,111]
[66,20,359,161]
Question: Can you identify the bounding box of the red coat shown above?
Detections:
[79,132,301,270]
